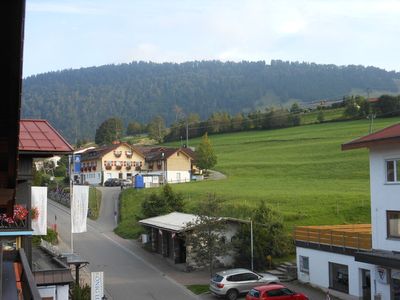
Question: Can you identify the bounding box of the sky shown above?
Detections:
[23,0,400,77]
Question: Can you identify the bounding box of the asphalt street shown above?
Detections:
[48,187,198,300]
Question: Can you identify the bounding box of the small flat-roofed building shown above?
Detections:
[139,212,243,270]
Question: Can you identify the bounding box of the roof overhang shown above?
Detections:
[355,249,400,269]
[342,137,400,151]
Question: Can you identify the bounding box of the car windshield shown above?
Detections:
[248,289,260,298]
[212,274,224,282]
[253,271,262,278]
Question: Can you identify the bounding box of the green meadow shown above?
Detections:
[115,117,400,238]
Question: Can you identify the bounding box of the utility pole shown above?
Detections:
[367,113,376,133]
[250,219,254,271]
[185,118,189,148]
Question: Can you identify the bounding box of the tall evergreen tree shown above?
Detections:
[196,132,217,174]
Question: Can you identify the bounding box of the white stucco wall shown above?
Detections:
[37,284,70,300]
[166,171,191,184]
[38,285,56,299]
[82,171,102,185]
[296,247,374,299]
[369,145,400,251]
[57,284,69,300]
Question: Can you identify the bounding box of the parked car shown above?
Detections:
[104,178,121,186]
[119,179,132,187]
[246,284,309,300]
[209,268,279,300]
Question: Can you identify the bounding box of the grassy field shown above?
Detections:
[116,117,400,238]
[88,187,102,220]
[300,107,345,124]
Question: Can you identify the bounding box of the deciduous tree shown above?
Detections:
[95,117,123,145]
[234,201,292,270]
[147,116,167,143]
[185,194,229,275]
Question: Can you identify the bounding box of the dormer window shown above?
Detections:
[386,159,400,183]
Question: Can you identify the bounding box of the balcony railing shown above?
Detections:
[294,224,372,251]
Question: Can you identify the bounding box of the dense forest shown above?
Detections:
[22,60,400,142]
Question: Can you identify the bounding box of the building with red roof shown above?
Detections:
[295,122,400,300]
[77,143,196,186]
[19,119,73,155]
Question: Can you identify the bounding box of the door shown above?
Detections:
[361,269,371,300]
[241,272,260,293]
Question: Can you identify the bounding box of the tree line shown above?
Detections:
[92,94,400,146]
[22,60,400,143]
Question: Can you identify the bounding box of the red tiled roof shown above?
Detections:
[19,119,74,153]
[342,123,400,150]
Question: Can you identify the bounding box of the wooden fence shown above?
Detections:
[294,224,372,250]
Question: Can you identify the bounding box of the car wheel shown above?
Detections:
[226,289,238,300]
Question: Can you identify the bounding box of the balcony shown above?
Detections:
[0,204,30,232]
[3,248,41,299]
[294,224,372,252]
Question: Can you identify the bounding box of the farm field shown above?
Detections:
[116,117,400,238]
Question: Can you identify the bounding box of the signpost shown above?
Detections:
[91,271,104,300]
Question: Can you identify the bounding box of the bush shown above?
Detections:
[32,227,59,246]
[71,283,91,300]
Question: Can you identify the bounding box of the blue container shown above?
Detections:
[134,174,144,189]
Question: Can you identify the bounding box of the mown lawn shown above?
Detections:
[116,117,400,238]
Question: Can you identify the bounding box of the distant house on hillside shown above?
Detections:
[79,142,145,185]
[78,143,196,186]
[294,123,400,299]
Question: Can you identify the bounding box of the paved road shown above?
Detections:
[48,187,197,300]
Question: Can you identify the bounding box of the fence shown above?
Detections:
[294,224,372,250]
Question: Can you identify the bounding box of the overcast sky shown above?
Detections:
[23,0,400,77]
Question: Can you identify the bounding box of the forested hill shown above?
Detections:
[22,60,400,142]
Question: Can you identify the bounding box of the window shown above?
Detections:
[300,256,309,274]
[386,159,400,183]
[329,262,349,293]
[387,211,400,238]
[242,272,258,281]
[248,289,260,298]
[266,289,285,297]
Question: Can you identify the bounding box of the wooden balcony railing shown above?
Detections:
[294,224,372,251]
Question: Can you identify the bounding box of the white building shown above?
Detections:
[139,212,244,270]
[295,123,400,300]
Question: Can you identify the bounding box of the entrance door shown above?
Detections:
[361,269,371,300]
[393,278,400,300]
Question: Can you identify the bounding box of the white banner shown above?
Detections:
[71,185,89,233]
[91,271,104,300]
[31,186,47,235]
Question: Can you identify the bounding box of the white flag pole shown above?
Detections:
[69,154,74,254]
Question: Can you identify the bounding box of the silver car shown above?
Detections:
[209,268,279,300]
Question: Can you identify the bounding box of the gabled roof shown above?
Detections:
[80,142,144,161]
[139,212,198,233]
[342,123,400,150]
[141,146,195,162]
[19,119,74,154]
